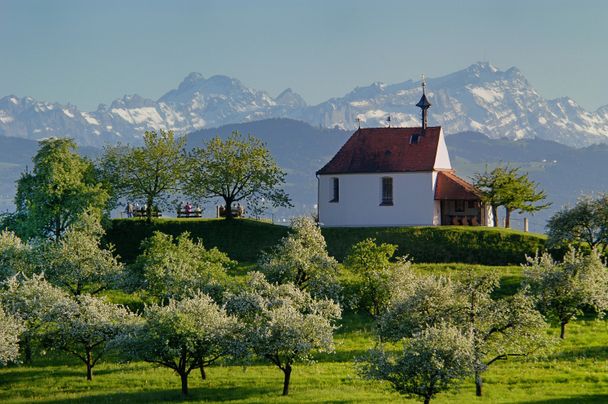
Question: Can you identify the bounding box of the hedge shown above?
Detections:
[105,219,547,266]
[322,226,547,265]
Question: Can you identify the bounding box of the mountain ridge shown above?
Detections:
[1,62,608,147]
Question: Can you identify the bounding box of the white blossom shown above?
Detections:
[0,304,24,366]
[226,272,341,395]
[258,217,341,301]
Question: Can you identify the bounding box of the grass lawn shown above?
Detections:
[1,265,607,403]
[1,318,606,403]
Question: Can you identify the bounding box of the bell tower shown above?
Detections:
[416,74,431,133]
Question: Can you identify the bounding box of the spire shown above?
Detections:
[416,74,431,132]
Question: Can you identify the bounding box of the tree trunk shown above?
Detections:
[180,372,189,396]
[475,370,483,397]
[23,334,32,364]
[54,216,62,241]
[224,198,234,220]
[86,350,93,381]
[282,363,292,396]
[491,205,499,227]
[200,363,206,380]
[505,208,512,228]
[560,321,567,339]
[424,397,431,404]
[146,196,153,223]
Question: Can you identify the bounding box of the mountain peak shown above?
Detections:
[110,94,156,109]
[470,61,499,73]
[276,88,307,108]
[178,72,205,90]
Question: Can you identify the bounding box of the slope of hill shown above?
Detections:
[2,63,608,147]
[106,218,546,265]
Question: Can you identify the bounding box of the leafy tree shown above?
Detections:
[523,249,608,339]
[184,131,291,219]
[226,272,341,396]
[0,304,24,366]
[101,130,185,222]
[546,194,608,251]
[258,217,341,301]
[42,294,136,381]
[14,138,109,240]
[132,231,233,302]
[359,324,473,404]
[0,230,35,282]
[1,274,70,363]
[344,238,415,317]
[39,213,124,296]
[473,165,549,228]
[380,271,550,396]
[126,293,241,396]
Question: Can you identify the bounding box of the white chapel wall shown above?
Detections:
[318,172,435,227]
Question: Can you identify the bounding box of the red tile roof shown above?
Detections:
[316,126,442,175]
[434,170,482,200]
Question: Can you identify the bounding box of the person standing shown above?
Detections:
[126,202,133,218]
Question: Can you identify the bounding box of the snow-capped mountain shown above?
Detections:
[296,63,608,146]
[1,62,608,147]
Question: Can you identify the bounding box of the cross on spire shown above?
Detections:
[416,73,431,131]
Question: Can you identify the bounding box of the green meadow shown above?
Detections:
[2,263,607,403]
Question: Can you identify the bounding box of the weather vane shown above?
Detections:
[356,117,361,129]
[421,74,426,93]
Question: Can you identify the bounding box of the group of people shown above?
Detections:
[181,202,194,214]
[125,202,144,218]
[125,202,159,218]
[178,202,203,217]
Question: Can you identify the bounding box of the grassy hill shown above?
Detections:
[106,218,547,265]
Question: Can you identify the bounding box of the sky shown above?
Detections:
[1,0,607,111]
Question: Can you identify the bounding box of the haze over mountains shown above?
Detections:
[2,62,608,147]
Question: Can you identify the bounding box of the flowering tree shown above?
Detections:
[1,274,69,363]
[0,230,34,282]
[0,304,24,366]
[258,217,341,301]
[524,249,608,339]
[133,231,233,302]
[39,213,124,296]
[126,293,242,396]
[379,274,462,341]
[360,324,473,404]
[42,294,136,380]
[379,271,550,397]
[226,272,341,396]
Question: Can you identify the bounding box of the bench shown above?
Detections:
[133,210,162,218]
[177,209,202,218]
[217,205,244,218]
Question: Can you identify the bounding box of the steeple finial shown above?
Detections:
[416,74,431,132]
